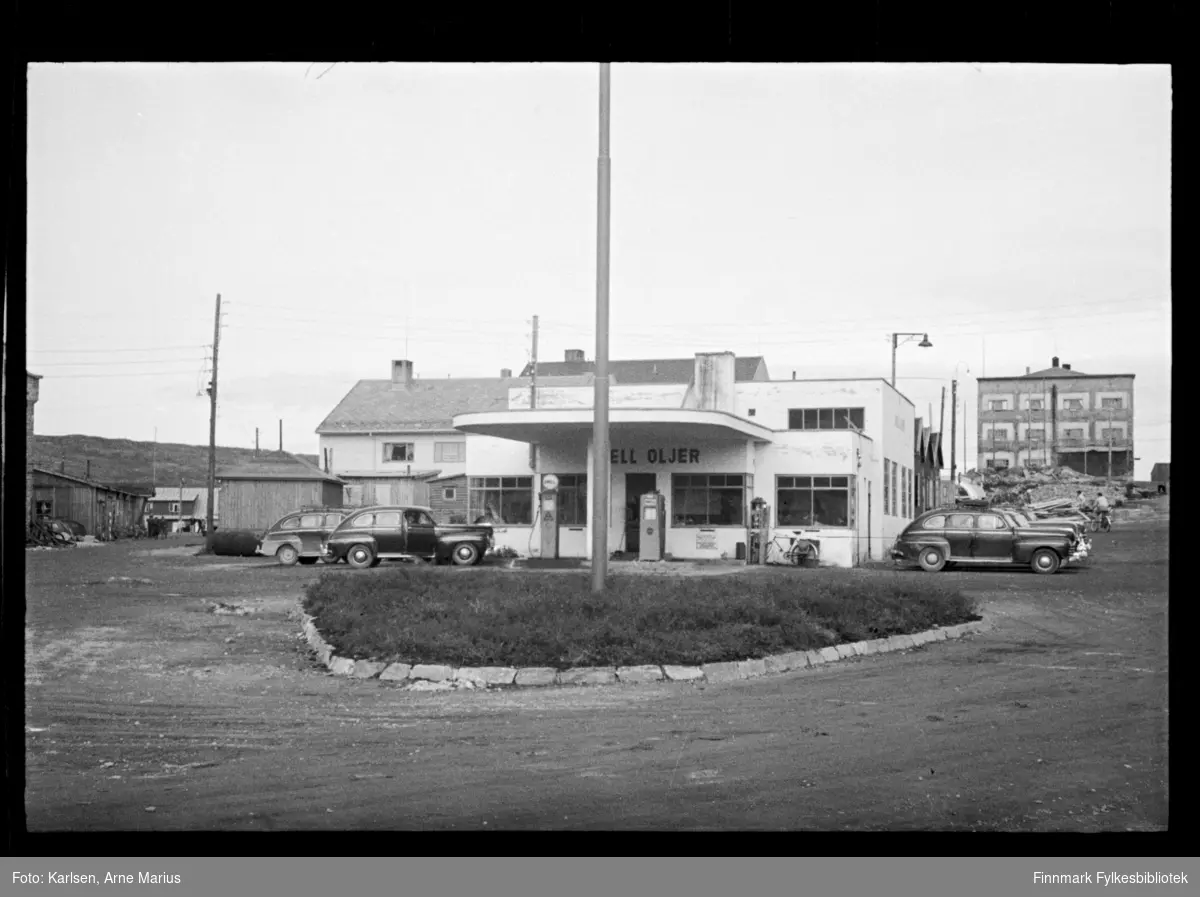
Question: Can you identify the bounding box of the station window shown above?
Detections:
[550,474,588,526]
[468,476,534,525]
[776,476,850,528]
[786,407,865,431]
[671,474,745,526]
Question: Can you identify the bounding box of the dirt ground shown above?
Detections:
[21,517,1169,831]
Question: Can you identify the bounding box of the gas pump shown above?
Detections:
[539,475,559,559]
[638,492,666,561]
[749,497,770,565]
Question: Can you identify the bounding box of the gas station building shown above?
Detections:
[452,352,922,566]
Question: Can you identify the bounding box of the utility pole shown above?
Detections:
[255,428,259,455]
[152,426,158,489]
[963,397,968,480]
[1106,409,1114,483]
[205,293,221,545]
[279,420,283,452]
[591,62,612,594]
[530,315,539,410]
[938,386,946,469]
[950,379,957,485]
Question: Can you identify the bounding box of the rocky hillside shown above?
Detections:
[32,434,319,492]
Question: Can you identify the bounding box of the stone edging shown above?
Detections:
[297,610,994,691]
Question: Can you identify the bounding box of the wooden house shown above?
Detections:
[31,467,150,536]
[216,452,345,533]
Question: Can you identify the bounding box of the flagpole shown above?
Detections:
[590,63,612,593]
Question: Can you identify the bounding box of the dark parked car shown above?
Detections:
[993,508,1092,557]
[889,508,1085,575]
[258,508,352,565]
[321,506,494,569]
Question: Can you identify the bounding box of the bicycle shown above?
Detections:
[765,533,819,566]
[1087,511,1112,534]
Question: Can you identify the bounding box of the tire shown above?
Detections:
[1088,517,1100,533]
[298,557,318,566]
[1100,517,1111,533]
[451,542,481,566]
[276,544,299,566]
[1030,548,1060,575]
[346,544,376,569]
[918,546,946,573]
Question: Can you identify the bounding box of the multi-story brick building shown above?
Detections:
[975,356,1135,477]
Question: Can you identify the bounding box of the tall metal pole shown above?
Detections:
[206,293,221,544]
[890,333,898,387]
[950,379,957,485]
[590,63,612,594]
[530,315,539,409]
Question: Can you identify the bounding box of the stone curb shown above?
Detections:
[297,607,992,692]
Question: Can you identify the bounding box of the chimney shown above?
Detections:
[1062,363,1071,371]
[500,368,513,379]
[792,371,796,380]
[1026,366,1031,375]
[391,359,413,390]
[1051,356,1060,368]
[693,352,736,413]
[564,349,585,363]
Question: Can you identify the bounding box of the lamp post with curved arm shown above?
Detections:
[891,332,933,387]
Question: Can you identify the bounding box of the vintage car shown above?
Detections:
[889,508,1085,574]
[321,505,494,568]
[992,508,1093,556]
[258,508,353,565]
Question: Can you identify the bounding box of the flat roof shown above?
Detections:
[454,407,778,444]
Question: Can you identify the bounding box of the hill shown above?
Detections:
[33,434,321,492]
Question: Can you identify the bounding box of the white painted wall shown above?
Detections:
[509,384,688,410]
[320,430,468,477]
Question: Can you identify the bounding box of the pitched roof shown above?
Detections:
[32,467,147,496]
[217,451,344,483]
[151,487,209,502]
[518,356,768,384]
[317,378,519,433]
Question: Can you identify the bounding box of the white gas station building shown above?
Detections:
[318,351,933,566]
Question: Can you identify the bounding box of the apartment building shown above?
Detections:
[976,356,1135,477]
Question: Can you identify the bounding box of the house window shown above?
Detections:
[748,408,756,417]
[36,499,52,516]
[786,407,865,431]
[776,476,850,528]
[442,487,458,501]
[1101,397,1123,409]
[434,442,466,463]
[883,458,890,516]
[1064,399,1083,411]
[383,442,415,462]
[169,502,181,514]
[468,476,534,525]
[671,474,745,526]
[1101,428,1122,440]
[989,399,1008,411]
[552,474,588,526]
[1027,428,1045,442]
[985,459,1010,469]
[1064,428,1084,438]
[1029,399,1044,411]
[988,428,1009,441]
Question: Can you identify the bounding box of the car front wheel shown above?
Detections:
[918,547,946,573]
[1030,548,1061,575]
[451,542,481,566]
[346,544,376,570]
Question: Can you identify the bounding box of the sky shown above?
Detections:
[26,63,1171,479]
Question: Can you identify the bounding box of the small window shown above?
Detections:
[1027,428,1045,441]
[848,408,865,430]
[985,459,1011,469]
[923,515,946,529]
[1065,428,1084,438]
[989,400,1008,411]
[1101,397,1123,409]
[374,511,401,527]
[434,442,466,463]
[443,487,457,501]
[280,516,301,529]
[299,514,323,528]
[748,408,756,417]
[976,515,1005,530]
[169,502,181,513]
[1064,399,1083,410]
[947,514,975,528]
[1029,399,1044,411]
[36,499,53,516]
[803,409,818,429]
[383,443,415,462]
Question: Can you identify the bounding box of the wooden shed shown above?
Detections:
[216,452,345,533]
[31,467,150,537]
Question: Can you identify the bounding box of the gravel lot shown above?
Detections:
[22,512,1168,831]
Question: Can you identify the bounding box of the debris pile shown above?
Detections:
[25,520,76,548]
[964,466,1129,509]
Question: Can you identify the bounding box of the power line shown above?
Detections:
[28,345,208,354]
[40,371,201,379]
[32,358,208,367]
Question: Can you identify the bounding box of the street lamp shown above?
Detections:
[891,332,933,387]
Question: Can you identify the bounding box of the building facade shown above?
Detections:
[146,486,219,532]
[32,468,149,536]
[216,453,343,532]
[976,357,1135,477]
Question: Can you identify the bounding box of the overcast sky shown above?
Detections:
[27,63,1170,478]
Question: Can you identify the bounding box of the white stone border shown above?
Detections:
[298,609,995,690]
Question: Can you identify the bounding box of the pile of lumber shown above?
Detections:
[26,520,76,548]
